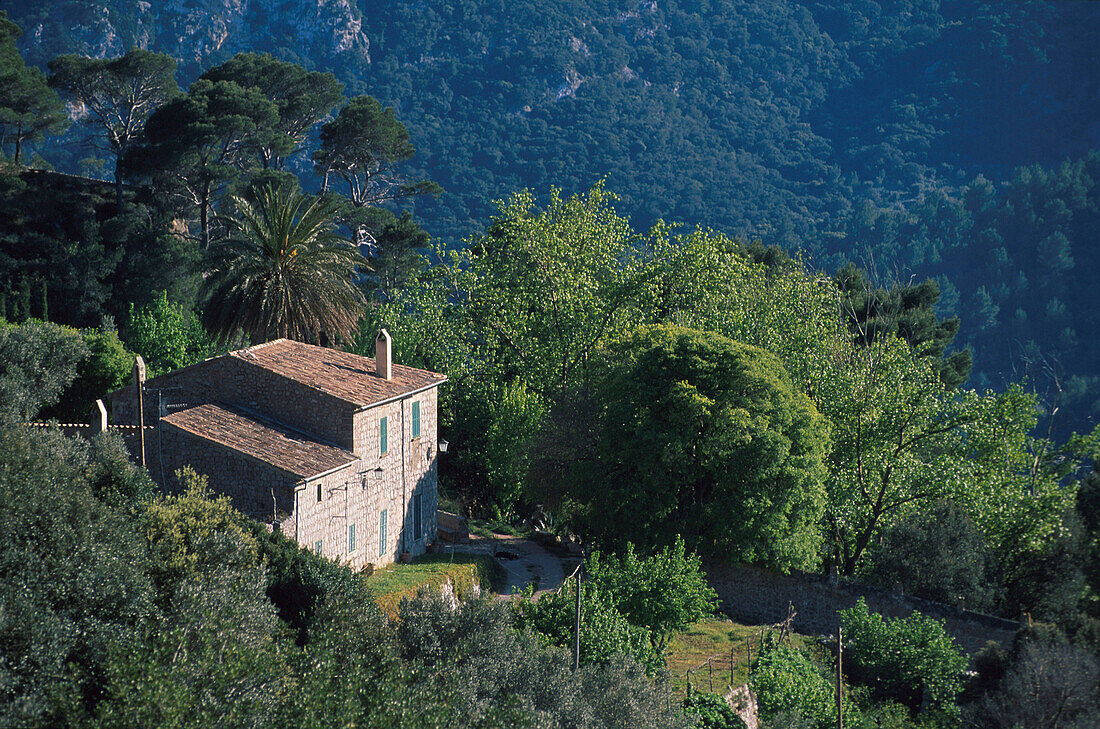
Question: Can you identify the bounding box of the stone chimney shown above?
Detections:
[376,329,392,380]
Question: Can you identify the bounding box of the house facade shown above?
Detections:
[109,331,446,568]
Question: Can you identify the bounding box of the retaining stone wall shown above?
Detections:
[707,563,1020,656]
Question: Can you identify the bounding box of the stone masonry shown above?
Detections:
[109,336,446,569]
[707,562,1021,657]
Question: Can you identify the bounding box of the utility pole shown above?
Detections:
[573,562,582,670]
[836,626,843,729]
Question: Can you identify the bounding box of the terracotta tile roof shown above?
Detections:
[230,339,446,407]
[162,403,358,479]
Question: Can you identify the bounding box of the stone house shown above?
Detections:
[109,330,446,568]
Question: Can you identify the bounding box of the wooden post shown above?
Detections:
[731,646,735,687]
[133,356,146,469]
[708,656,713,692]
[837,626,843,729]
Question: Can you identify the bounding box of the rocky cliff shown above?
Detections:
[6,0,369,76]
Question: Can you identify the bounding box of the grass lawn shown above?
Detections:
[364,553,500,617]
[665,617,814,697]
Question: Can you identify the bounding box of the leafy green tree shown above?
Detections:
[0,425,155,727]
[447,377,546,518]
[682,692,746,729]
[140,467,259,600]
[751,642,837,729]
[400,593,684,727]
[860,499,997,611]
[369,184,660,516]
[515,575,661,672]
[567,324,829,571]
[313,94,440,207]
[199,52,343,171]
[199,184,365,345]
[586,537,718,652]
[649,228,849,401]
[41,323,134,423]
[124,78,279,248]
[839,598,967,716]
[816,335,1068,575]
[48,49,178,204]
[442,183,659,398]
[0,13,67,164]
[124,291,212,376]
[0,318,88,421]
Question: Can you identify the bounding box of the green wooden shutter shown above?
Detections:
[380,416,388,455]
[379,509,388,557]
[348,523,356,552]
[411,401,421,438]
[413,493,423,540]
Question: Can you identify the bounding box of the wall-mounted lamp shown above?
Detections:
[438,438,449,454]
[361,466,384,489]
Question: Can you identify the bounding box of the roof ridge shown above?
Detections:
[232,338,290,359]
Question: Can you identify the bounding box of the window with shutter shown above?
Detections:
[379,509,388,557]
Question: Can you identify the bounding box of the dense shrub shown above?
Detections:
[839,599,966,716]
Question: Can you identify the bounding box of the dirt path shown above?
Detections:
[447,535,571,597]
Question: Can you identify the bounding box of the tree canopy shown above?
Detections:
[48,49,178,201]
[0,12,66,165]
[200,184,365,345]
[568,324,829,571]
[199,53,343,171]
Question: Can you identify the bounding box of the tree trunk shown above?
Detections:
[200,186,211,249]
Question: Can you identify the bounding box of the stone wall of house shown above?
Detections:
[157,421,300,522]
[294,388,441,569]
[112,356,357,449]
[220,358,356,449]
[111,355,441,570]
[707,563,1020,657]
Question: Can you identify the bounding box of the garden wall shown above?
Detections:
[706,563,1020,656]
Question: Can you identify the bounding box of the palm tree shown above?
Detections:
[200,185,366,345]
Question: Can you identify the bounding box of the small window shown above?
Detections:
[316,482,322,503]
[348,523,356,553]
[413,492,423,541]
[314,540,322,555]
[411,401,421,438]
[379,509,388,557]
[380,416,388,455]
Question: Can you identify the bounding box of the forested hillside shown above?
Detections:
[4,6,1100,723]
[5,0,1100,427]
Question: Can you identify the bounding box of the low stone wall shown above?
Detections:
[706,563,1020,657]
